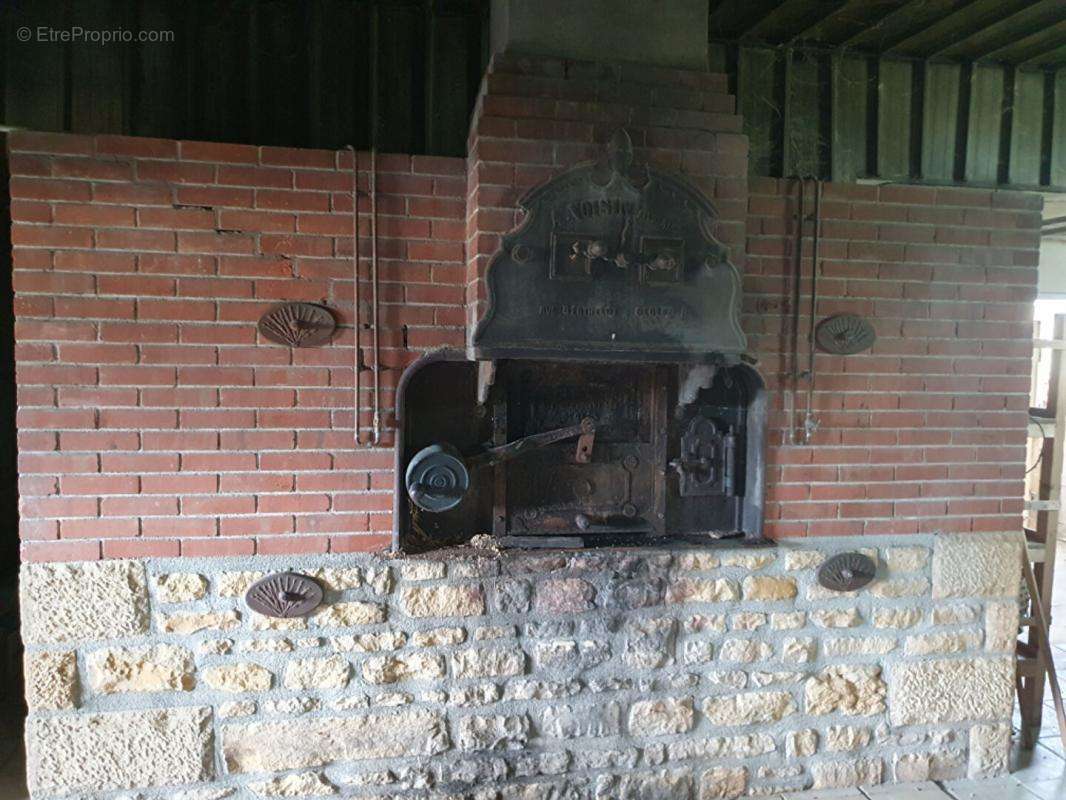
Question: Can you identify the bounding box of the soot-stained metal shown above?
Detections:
[472,129,747,363]
[393,131,767,553]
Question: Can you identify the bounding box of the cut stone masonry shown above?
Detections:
[22,532,1020,798]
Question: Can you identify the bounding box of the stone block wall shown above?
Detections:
[22,533,1021,798]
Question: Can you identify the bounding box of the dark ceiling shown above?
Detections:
[1,0,1063,186]
[709,0,1066,70]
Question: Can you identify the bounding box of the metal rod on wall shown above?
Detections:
[370,145,381,445]
[788,178,805,445]
[803,180,822,444]
[348,144,363,446]
[369,0,383,446]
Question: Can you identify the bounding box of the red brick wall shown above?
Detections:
[748,180,1039,538]
[7,132,465,562]
[7,55,1041,563]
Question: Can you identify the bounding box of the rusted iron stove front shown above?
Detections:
[393,131,767,552]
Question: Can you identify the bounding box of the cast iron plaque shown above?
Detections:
[817,552,877,592]
[245,572,323,618]
[815,314,876,355]
[471,130,747,363]
[258,302,336,348]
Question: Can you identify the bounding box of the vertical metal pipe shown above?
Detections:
[348,145,362,446]
[369,3,382,446]
[789,179,806,445]
[803,180,822,444]
[351,146,364,445]
[370,145,381,445]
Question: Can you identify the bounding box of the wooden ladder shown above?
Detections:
[1017,318,1066,749]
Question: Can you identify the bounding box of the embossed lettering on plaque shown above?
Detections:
[472,129,746,363]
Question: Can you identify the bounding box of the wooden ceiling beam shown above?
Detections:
[932,0,1066,61]
[708,0,789,40]
[790,0,909,47]
[1011,36,1066,70]
[841,0,972,53]
[738,0,847,45]
[887,0,1035,58]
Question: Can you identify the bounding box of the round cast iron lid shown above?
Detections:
[406,443,470,513]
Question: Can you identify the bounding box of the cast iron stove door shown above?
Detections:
[497,363,669,540]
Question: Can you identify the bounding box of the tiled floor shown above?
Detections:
[1047,531,1066,647]
[763,770,1066,800]
[780,782,954,799]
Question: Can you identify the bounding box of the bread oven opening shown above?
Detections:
[394,354,766,553]
[392,130,768,553]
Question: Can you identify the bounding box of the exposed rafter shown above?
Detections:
[713,0,1065,68]
[1018,42,1066,71]
[888,0,1034,58]
[708,0,789,40]
[791,0,909,47]
[740,0,848,45]
[931,0,1066,61]
[840,0,975,53]
[990,21,1066,67]
[702,0,1065,190]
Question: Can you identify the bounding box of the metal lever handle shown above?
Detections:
[467,417,596,469]
[574,513,649,534]
[669,455,711,471]
[410,483,466,503]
